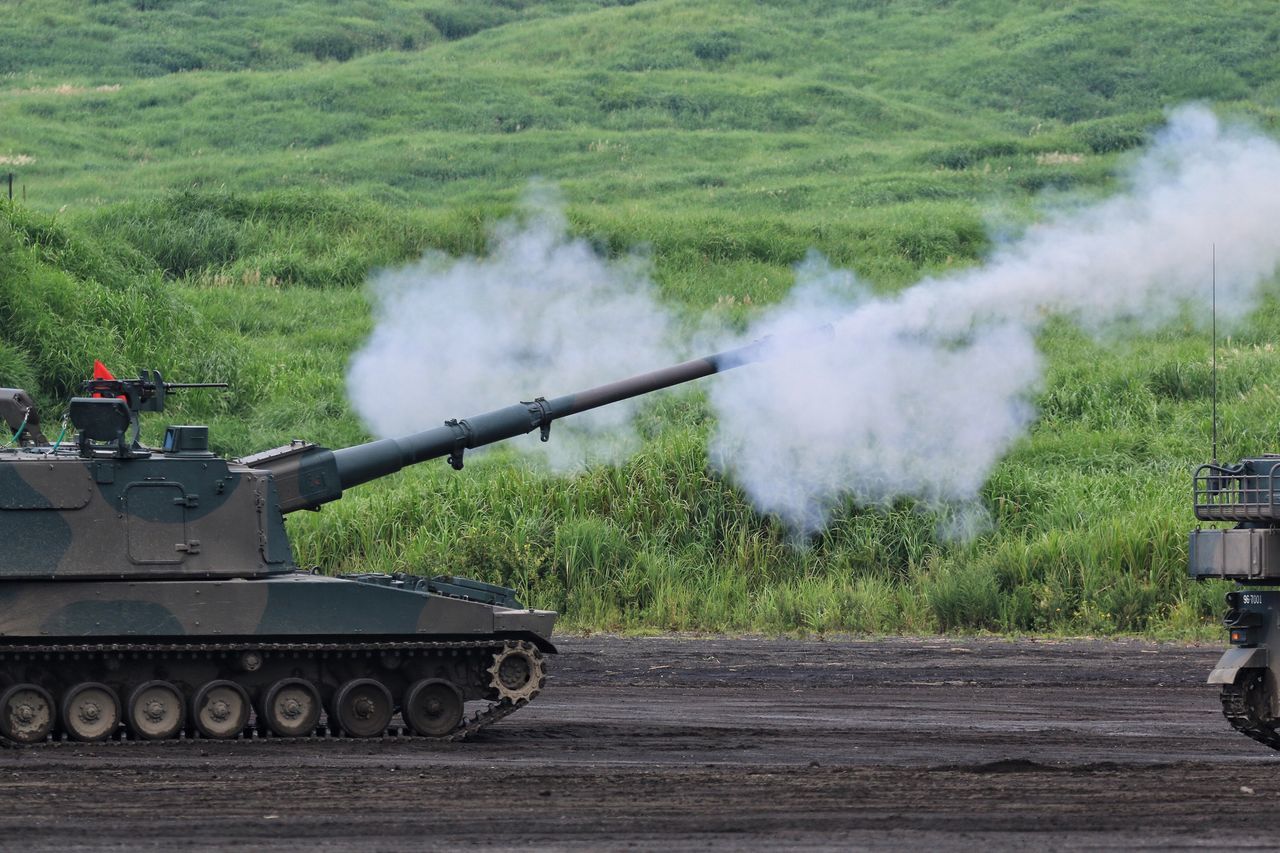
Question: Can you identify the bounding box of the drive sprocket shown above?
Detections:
[1221,669,1280,752]
[487,641,546,703]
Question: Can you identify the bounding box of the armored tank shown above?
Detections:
[0,341,766,745]
[1189,458,1280,748]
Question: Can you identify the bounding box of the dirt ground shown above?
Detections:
[1,636,1276,851]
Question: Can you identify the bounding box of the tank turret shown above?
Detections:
[0,339,768,745]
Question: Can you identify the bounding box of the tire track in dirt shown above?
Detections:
[0,637,1274,851]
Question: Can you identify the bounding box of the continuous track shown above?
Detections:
[1219,671,1280,751]
[0,638,546,747]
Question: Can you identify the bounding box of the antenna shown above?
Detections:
[1212,243,1218,464]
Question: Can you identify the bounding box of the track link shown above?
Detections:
[1220,670,1280,751]
[0,638,546,748]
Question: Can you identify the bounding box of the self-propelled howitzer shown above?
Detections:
[0,341,767,745]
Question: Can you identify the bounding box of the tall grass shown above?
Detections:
[0,192,1249,638]
[2,0,1276,636]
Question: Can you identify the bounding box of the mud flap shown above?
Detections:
[1207,646,1269,685]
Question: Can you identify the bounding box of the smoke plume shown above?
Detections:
[346,191,674,469]
[349,107,1280,533]
[711,106,1280,530]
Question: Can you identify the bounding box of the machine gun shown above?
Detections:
[80,369,229,414]
[70,369,227,457]
[3,370,227,451]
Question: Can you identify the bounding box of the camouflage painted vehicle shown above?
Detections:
[0,343,764,745]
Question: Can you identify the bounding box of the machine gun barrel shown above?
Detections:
[324,336,776,504]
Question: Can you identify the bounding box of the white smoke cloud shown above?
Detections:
[710,106,1280,530]
[349,107,1280,534]
[708,257,1041,531]
[346,189,675,469]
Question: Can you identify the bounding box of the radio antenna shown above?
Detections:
[1212,243,1218,465]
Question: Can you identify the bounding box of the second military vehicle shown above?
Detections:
[1190,457,1280,749]
[0,339,769,745]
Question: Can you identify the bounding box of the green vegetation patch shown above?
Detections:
[3,0,1278,637]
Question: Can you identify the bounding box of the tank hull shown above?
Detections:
[0,575,555,745]
[0,573,557,646]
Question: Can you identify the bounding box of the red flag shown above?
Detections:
[91,360,124,400]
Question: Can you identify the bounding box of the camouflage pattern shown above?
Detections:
[0,574,556,647]
[0,451,290,578]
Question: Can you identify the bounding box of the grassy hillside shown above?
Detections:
[3,0,1279,635]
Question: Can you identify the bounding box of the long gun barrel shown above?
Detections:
[244,336,779,513]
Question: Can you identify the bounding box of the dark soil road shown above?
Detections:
[0,637,1274,851]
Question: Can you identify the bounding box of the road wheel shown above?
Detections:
[402,678,463,737]
[331,678,393,738]
[127,681,185,741]
[0,684,54,744]
[192,680,250,740]
[260,678,321,738]
[61,682,120,742]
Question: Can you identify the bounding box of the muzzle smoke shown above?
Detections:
[349,107,1280,531]
[715,106,1280,530]
[346,192,673,469]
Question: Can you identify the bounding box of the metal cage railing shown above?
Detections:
[1194,461,1280,522]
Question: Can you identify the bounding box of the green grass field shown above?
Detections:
[4,0,1280,635]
